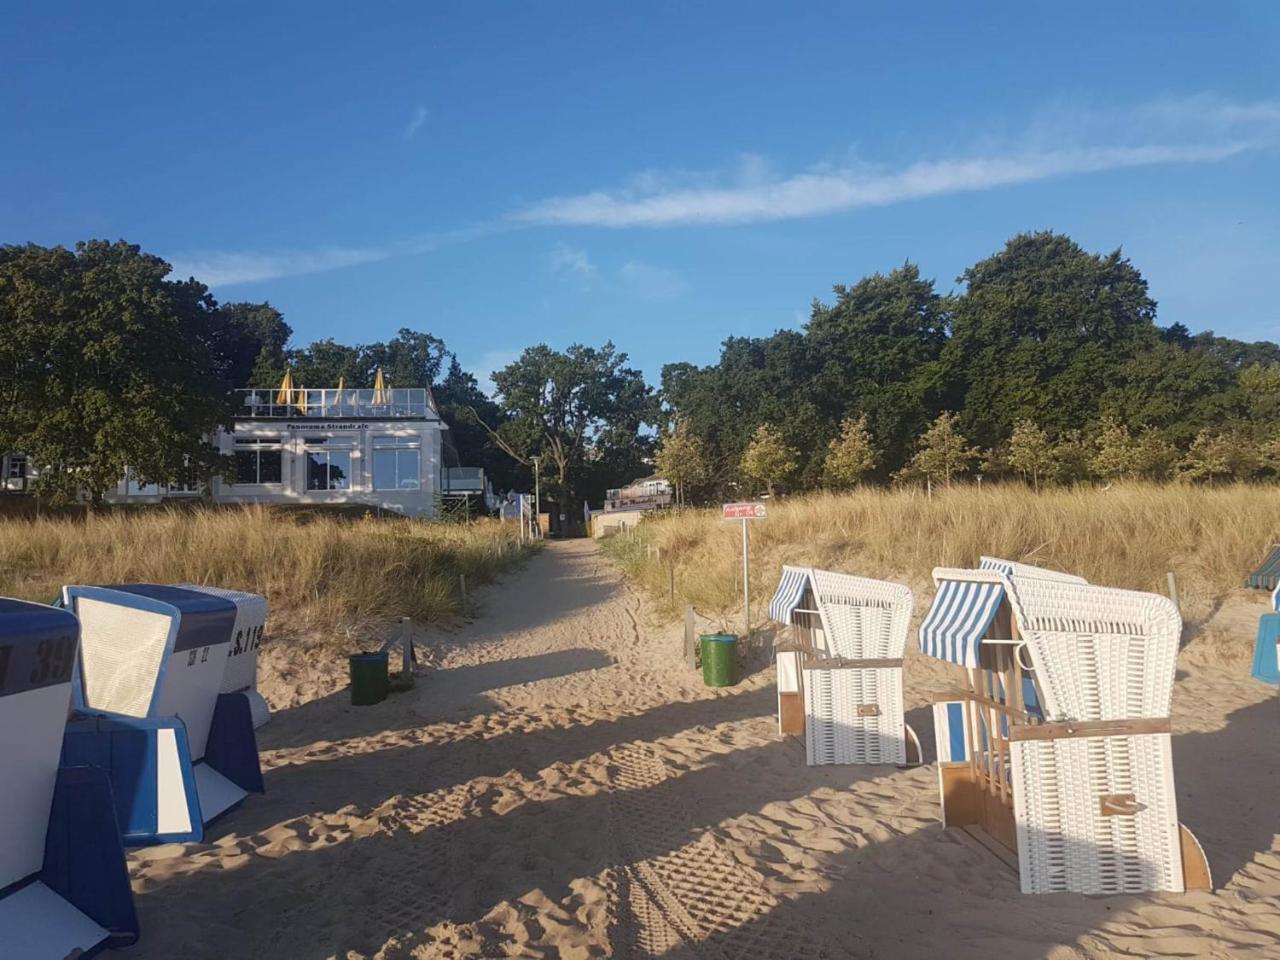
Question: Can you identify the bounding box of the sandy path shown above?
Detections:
[123,540,1279,959]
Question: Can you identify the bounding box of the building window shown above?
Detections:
[304,437,354,491]
[373,436,421,491]
[233,438,283,485]
[6,456,27,480]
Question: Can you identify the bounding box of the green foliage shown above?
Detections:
[1089,417,1139,482]
[487,342,655,522]
[655,421,710,505]
[0,241,236,504]
[1179,427,1261,483]
[1006,420,1053,490]
[821,416,878,489]
[901,412,979,487]
[739,424,797,496]
[943,232,1158,448]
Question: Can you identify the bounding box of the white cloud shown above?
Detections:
[403,104,428,141]
[549,243,596,279]
[512,96,1280,228]
[618,260,688,301]
[166,246,389,287]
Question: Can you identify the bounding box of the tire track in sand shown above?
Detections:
[607,744,845,960]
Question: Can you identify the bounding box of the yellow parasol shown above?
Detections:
[275,369,294,404]
[372,367,389,404]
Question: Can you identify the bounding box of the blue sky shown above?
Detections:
[3,2,1278,389]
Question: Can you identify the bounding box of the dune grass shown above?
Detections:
[603,484,1280,629]
[0,505,528,637]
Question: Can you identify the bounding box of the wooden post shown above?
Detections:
[684,606,697,669]
[1166,571,1179,611]
[668,561,675,604]
[459,573,468,612]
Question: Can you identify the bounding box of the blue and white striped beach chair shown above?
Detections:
[921,559,1211,895]
[0,598,138,958]
[60,584,265,845]
[769,566,917,765]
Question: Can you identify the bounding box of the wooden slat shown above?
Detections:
[1180,824,1214,891]
[1007,717,1172,742]
[778,691,805,735]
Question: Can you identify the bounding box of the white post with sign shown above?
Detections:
[722,502,767,645]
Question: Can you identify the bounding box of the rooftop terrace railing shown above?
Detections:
[236,388,434,419]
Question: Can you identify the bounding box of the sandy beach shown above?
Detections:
[121,540,1279,959]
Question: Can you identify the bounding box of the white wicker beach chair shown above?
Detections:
[769,567,916,766]
[921,560,1211,895]
[0,599,138,956]
[1003,576,1209,895]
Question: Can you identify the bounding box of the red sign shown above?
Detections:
[723,502,767,520]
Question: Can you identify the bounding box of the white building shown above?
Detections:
[101,386,489,518]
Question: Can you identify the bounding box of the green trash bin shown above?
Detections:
[700,633,738,687]
[349,651,390,705]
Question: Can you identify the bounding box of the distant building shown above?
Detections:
[603,475,672,513]
[6,386,495,518]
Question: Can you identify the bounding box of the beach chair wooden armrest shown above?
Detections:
[802,655,904,670]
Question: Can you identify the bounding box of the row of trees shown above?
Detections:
[657,232,1280,499]
[5,231,1279,513]
[0,241,653,514]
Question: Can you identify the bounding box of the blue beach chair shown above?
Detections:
[0,598,138,958]
[60,584,265,845]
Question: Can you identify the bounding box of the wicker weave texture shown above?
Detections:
[809,570,913,660]
[76,597,172,718]
[803,666,906,765]
[1005,578,1180,721]
[1011,732,1183,894]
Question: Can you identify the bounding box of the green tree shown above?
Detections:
[484,342,654,527]
[289,338,366,387]
[0,240,235,505]
[1239,363,1280,423]
[215,302,291,387]
[739,424,797,497]
[821,415,878,489]
[902,412,979,487]
[1132,429,1179,482]
[1049,430,1093,485]
[1089,417,1140,481]
[1179,428,1260,483]
[806,264,950,472]
[943,232,1159,448]
[363,328,449,387]
[655,421,710,506]
[1006,419,1054,490]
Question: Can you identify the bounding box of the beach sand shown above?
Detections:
[122,540,1279,959]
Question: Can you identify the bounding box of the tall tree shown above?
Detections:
[739,424,797,497]
[484,342,654,526]
[0,240,234,504]
[821,415,878,489]
[806,263,950,472]
[215,302,291,387]
[1006,420,1053,490]
[363,328,449,388]
[901,412,979,487]
[943,232,1159,448]
[655,421,709,506]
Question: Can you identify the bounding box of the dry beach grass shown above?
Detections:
[605,483,1280,630]
[0,504,527,632]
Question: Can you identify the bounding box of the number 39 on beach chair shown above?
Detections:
[59,584,266,845]
[923,558,1212,895]
[0,599,139,959]
[769,566,919,766]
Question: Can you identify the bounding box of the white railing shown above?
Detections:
[237,388,432,419]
